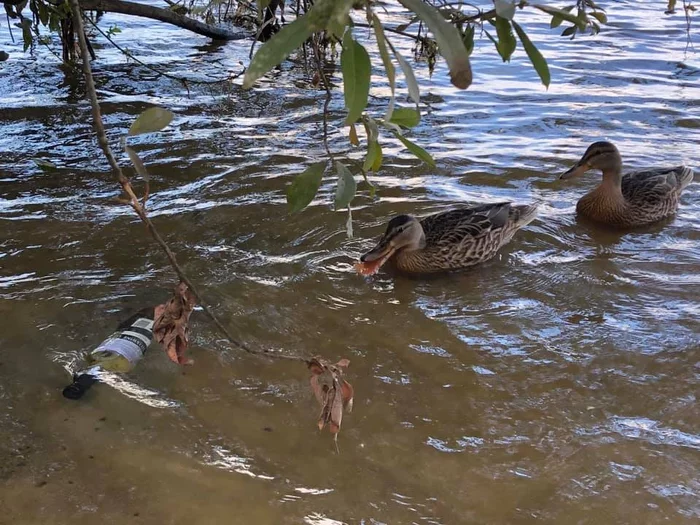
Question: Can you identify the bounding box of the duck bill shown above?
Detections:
[560,162,589,180]
[360,238,396,266]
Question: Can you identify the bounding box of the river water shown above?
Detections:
[1,1,699,523]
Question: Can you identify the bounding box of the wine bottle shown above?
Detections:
[62,307,156,400]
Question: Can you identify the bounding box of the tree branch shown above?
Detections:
[85,16,244,86]
[67,0,307,363]
[311,34,334,162]
[353,22,429,43]
[78,0,248,41]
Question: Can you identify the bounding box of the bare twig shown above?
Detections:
[353,22,430,43]
[6,13,15,42]
[311,34,334,161]
[85,16,243,87]
[68,0,307,364]
[682,0,695,52]
[32,25,67,64]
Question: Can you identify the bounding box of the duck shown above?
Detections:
[355,201,539,275]
[560,141,694,227]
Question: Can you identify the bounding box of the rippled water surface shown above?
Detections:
[1,1,699,523]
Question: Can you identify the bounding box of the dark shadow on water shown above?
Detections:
[195,40,229,54]
[575,214,679,247]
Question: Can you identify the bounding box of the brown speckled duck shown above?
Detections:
[560,141,694,227]
[355,202,538,275]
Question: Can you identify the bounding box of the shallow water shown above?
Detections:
[1,1,699,524]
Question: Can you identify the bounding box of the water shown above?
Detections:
[1,1,699,523]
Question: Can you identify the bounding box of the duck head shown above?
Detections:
[560,141,623,179]
[359,215,426,270]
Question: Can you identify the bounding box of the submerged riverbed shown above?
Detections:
[1,1,699,523]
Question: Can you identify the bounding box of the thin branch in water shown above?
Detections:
[311,34,334,161]
[32,26,67,64]
[85,15,244,88]
[67,0,308,364]
[353,22,429,43]
[682,0,695,52]
[6,13,15,42]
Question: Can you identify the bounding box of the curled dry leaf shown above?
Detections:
[308,357,354,443]
[153,281,197,365]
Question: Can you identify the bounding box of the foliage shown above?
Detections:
[238,0,692,232]
[241,0,619,229]
[4,0,71,53]
[154,281,197,365]
[7,0,695,232]
[309,357,354,450]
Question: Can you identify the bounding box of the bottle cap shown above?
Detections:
[62,373,98,400]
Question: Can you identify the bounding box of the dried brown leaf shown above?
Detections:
[349,123,359,146]
[309,374,325,406]
[153,281,197,365]
[329,384,344,434]
[308,358,325,375]
[308,356,354,442]
[340,379,354,413]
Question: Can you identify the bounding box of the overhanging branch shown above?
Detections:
[78,0,248,41]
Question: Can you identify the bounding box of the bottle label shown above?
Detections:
[91,316,155,366]
[93,337,144,365]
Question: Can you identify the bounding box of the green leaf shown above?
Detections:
[591,11,608,24]
[372,15,394,89]
[361,171,376,198]
[309,0,352,31]
[363,140,383,172]
[286,162,326,213]
[128,107,174,136]
[463,25,475,56]
[341,30,371,125]
[494,0,516,21]
[398,0,472,89]
[484,29,499,53]
[364,115,380,142]
[243,14,314,89]
[535,5,586,30]
[345,206,354,238]
[372,14,395,120]
[396,15,420,32]
[393,132,435,168]
[392,48,420,106]
[349,123,360,146]
[550,15,563,28]
[33,159,57,171]
[125,146,150,182]
[21,19,32,52]
[561,25,577,37]
[389,107,421,128]
[512,21,550,88]
[494,16,516,62]
[37,2,49,26]
[49,13,60,32]
[334,161,357,209]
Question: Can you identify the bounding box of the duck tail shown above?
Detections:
[510,203,539,228]
[677,166,695,191]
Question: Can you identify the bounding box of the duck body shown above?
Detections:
[562,142,694,228]
[357,202,538,275]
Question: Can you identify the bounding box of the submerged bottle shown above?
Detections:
[62,307,156,400]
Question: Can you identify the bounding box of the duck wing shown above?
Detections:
[419,202,512,246]
[621,167,692,206]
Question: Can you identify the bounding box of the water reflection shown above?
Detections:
[1,0,699,523]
